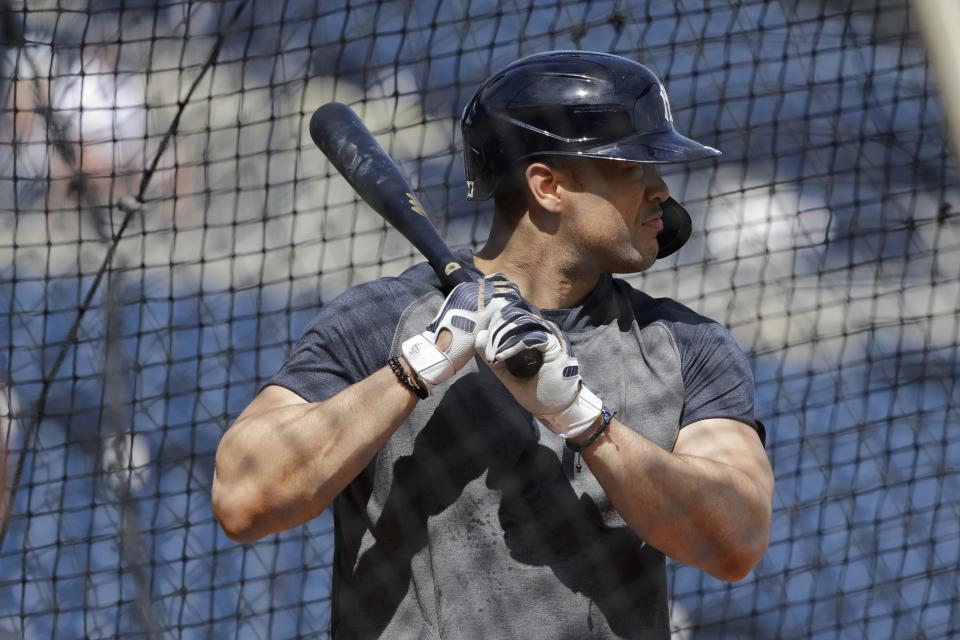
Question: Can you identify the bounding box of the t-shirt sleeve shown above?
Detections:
[265,279,415,403]
[677,320,766,445]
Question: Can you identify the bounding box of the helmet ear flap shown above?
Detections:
[464,143,485,199]
[656,198,692,258]
[464,143,484,169]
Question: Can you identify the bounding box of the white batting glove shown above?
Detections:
[401,273,520,393]
[477,301,602,438]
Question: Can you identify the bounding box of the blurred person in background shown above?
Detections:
[3,40,146,214]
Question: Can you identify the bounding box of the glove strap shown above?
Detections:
[400,334,454,390]
[542,385,604,438]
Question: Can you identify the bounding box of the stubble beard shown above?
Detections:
[598,230,661,274]
[562,209,661,275]
[607,247,658,274]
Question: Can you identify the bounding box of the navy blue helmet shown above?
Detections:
[461,51,720,258]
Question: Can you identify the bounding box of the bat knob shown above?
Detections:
[505,349,544,378]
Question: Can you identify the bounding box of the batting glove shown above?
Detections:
[401,273,521,393]
[477,301,602,438]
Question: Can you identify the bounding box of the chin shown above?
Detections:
[603,248,658,274]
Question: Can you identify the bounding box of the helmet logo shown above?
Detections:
[658,84,674,125]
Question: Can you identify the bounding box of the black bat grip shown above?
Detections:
[310,102,542,378]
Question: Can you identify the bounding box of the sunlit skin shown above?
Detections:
[213,154,774,582]
[441,157,667,351]
[474,157,671,310]
[551,158,669,275]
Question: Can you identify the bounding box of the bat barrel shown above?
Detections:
[310,103,408,219]
[310,102,542,378]
[310,103,468,287]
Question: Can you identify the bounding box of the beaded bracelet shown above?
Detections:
[565,405,614,454]
[388,356,428,400]
[567,406,614,473]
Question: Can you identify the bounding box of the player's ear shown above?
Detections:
[524,161,565,214]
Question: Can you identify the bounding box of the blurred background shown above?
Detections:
[1,0,958,638]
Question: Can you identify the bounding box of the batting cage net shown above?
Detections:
[1,0,958,638]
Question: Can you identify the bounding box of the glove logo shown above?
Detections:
[444,262,461,276]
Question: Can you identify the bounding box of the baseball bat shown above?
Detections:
[308,102,542,378]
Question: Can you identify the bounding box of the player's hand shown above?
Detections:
[401,273,521,393]
[477,301,602,438]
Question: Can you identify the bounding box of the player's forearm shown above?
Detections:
[212,366,417,542]
[581,419,771,581]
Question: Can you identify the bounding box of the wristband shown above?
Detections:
[388,356,428,400]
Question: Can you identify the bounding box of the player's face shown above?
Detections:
[559,159,670,274]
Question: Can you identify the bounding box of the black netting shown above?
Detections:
[1,0,958,638]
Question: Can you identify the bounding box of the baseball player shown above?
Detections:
[212,51,774,639]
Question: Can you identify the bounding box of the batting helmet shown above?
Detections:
[461,50,720,258]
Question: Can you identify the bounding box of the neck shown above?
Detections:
[473,211,600,310]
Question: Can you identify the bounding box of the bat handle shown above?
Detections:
[505,349,544,378]
[445,267,543,378]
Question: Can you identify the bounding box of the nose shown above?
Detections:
[646,166,670,203]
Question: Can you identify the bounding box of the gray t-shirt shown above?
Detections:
[268,256,763,639]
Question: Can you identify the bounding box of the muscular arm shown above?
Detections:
[575,417,773,582]
[211,367,418,543]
